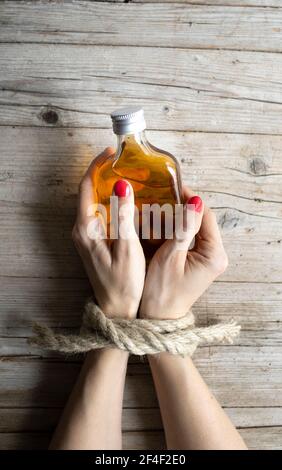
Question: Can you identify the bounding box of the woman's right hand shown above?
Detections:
[139,186,228,320]
[72,147,146,320]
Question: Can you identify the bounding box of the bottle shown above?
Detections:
[92,106,182,259]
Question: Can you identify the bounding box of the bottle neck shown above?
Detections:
[116,130,148,154]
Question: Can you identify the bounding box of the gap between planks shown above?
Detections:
[1,126,282,138]
[1,41,282,54]
[1,125,282,137]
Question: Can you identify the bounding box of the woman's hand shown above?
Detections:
[72,147,146,320]
[140,186,228,319]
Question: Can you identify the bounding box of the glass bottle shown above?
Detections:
[92,106,182,259]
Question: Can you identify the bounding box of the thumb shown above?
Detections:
[159,195,204,263]
[174,195,204,252]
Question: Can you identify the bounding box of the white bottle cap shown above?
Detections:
[110,106,146,135]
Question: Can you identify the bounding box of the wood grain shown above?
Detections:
[109,1,282,7]
[0,351,281,408]
[1,406,281,433]
[1,2,282,52]
[0,0,281,451]
[0,406,281,449]
[0,428,281,450]
[0,278,281,346]
[1,45,282,133]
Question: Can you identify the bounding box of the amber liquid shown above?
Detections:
[92,133,182,259]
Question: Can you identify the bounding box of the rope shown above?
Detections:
[28,300,240,356]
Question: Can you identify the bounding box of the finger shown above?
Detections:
[182,185,194,201]
[85,213,107,244]
[111,179,139,259]
[174,194,204,252]
[182,185,223,244]
[198,206,224,246]
[185,195,204,234]
[77,146,115,224]
[154,193,204,269]
[181,186,204,235]
[74,147,115,266]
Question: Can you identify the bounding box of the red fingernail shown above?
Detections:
[113,179,130,198]
[187,195,203,212]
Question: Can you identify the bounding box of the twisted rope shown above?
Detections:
[29,300,240,356]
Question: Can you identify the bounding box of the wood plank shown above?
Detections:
[226,407,282,428]
[0,433,50,450]
[0,278,281,348]
[0,427,280,450]
[0,349,280,408]
[133,1,282,6]
[0,406,281,433]
[124,427,282,450]
[240,427,282,450]
[2,207,280,280]
[0,128,281,281]
[0,408,163,433]
[1,46,282,133]
[1,128,281,208]
[0,406,281,449]
[0,431,163,450]
[1,2,282,52]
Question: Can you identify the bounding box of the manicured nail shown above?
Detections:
[113,179,130,198]
[187,195,203,212]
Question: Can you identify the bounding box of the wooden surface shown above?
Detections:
[0,0,281,450]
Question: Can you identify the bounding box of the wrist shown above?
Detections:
[98,300,138,320]
[139,303,191,320]
[139,300,161,319]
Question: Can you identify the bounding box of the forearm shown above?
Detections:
[49,348,128,450]
[148,353,247,450]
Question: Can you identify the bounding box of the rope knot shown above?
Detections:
[29,300,240,356]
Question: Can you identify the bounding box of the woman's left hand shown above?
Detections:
[140,187,228,320]
[72,147,146,320]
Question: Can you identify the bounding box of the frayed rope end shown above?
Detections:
[221,320,241,344]
[28,323,57,348]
